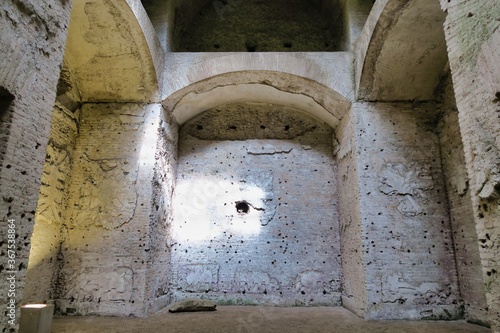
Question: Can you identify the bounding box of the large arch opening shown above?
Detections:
[171,102,342,305]
[352,0,489,324]
[155,71,351,307]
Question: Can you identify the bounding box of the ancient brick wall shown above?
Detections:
[437,74,489,326]
[0,0,72,331]
[146,108,178,314]
[353,102,461,320]
[440,0,500,330]
[335,107,367,316]
[170,103,342,306]
[53,103,160,316]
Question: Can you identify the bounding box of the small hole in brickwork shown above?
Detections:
[245,41,257,52]
[236,201,250,214]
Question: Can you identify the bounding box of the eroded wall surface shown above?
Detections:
[0,0,71,331]
[440,0,500,330]
[171,103,342,306]
[146,109,178,314]
[54,103,160,316]
[336,107,367,316]
[353,102,461,320]
[437,75,489,326]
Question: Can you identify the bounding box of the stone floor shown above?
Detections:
[51,306,491,333]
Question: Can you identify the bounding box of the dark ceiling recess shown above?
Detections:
[175,0,344,52]
[0,86,14,117]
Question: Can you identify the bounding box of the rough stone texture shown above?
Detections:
[23,102,81,304]
[0,0,71,332]
[64,0,161,102]
[175,0,343,52]
[141,0,175,52]
[440,1,500,331]
[342,0,373,51]
[24,58,83,305]
[146,108,178,314]
[171,103,342,306]
[335,107,367,316]
[437,75,489,326]
[355,0,449,101]
[162,53,355,104]
[54,103,161,316]
[353,102,462,320]
[2,0,498,330]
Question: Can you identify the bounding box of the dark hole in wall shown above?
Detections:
[0,86,15,169]
[235,201,250,214]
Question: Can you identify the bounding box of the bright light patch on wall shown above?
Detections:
[23,304,49,309]
[138,105,159,168]
[172,177,266,242]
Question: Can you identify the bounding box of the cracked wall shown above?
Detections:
[353,102,461,320]
[335,106,367,316]
[440,0,500,330]
[171,103,342,306]
[54,103,161,316]
[146,108,178,314]
[0,0,71,331]
[437,74,489,326]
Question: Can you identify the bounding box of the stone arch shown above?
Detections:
[163,66,352,129]
[63,0,164,102]
[355,0,448,101]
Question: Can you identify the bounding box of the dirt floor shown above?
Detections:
[51,306,491,333]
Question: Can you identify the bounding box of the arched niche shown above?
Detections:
[355,0,448,101]
[163,70,351,130]
[63,0,163,102]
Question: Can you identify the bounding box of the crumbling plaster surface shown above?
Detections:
[162,54,354,130]
[163,53,354,102]
[355,0,448,101]
[0,0,71,331]
[146,108,178,314]
[335,107,367,316]
[352,103,461,320]
[437,76,488,326]
[440,0,500,330]
[64,0,163,103]
[55,103,161,316]
[24,102,81,304]
[171,103,342,306]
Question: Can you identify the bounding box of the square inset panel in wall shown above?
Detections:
[171,103,342,306]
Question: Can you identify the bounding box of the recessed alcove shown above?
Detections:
[171,102,342,305]
[0,86,15,167]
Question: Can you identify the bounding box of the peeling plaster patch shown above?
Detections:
[179,264,220,293]
[70,160,138,230]
[62,267,134,306]
[246,144,293,156]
